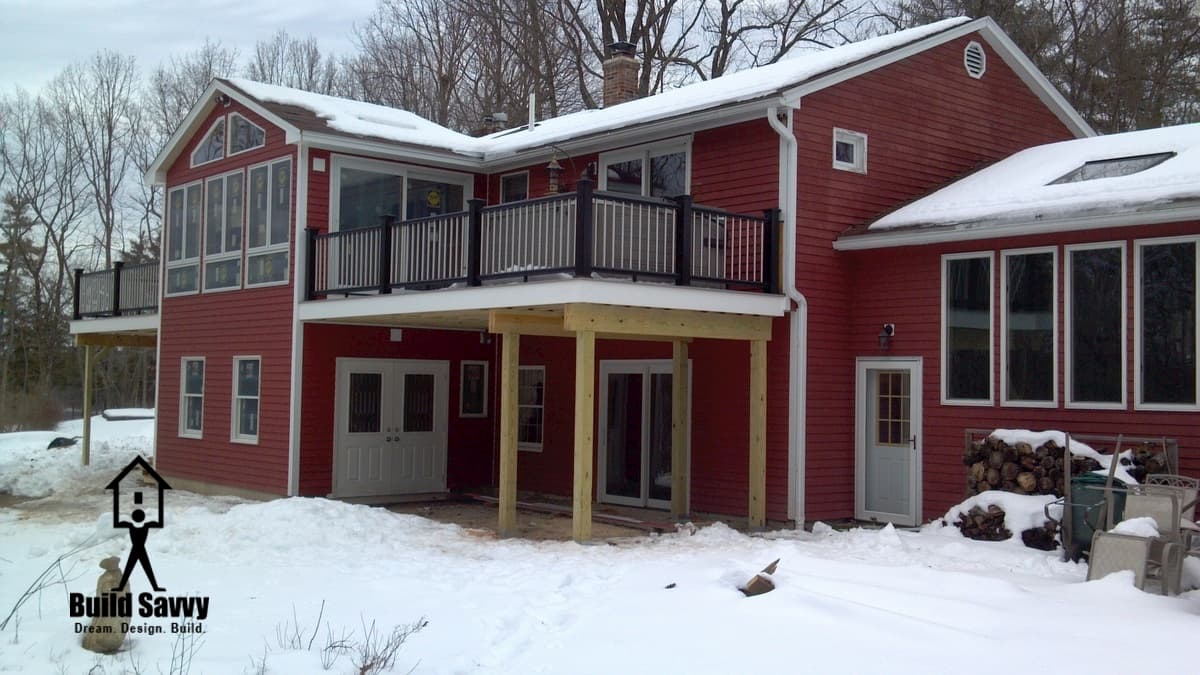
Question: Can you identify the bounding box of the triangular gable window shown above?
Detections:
[1049,152,1175,185]
[190,118,225,167]
[229,113,265,155]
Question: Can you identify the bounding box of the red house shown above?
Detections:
[74,16,1187,541]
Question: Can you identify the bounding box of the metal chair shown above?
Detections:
[1087,531,1152,588]
[1121,492,1185,595]
[1144,473,1198,521]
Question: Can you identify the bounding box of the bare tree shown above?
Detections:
[246,30,343,95]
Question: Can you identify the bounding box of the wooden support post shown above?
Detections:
[498,332,520,537]
[671,340,688,519]
[82,344,94,467]
[572,329,596,542]
[748,339,767,529]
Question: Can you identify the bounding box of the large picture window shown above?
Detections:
[518,366,545,451]
[180,357,205,438]
[1002,249,1056,405]
[246,158,291,286]
[942,253,992,403]
[1137,238,1198,408]
[165,183,202,295]
[1067,244,1125,407]
[330,156,472,232]
[232,357,261,443]
[203,170,244,291]
[599,140,690,198]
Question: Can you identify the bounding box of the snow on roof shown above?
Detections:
[225,18,971,160]
[869,123,1200,231]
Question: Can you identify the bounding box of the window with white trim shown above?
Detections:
[191,119,225,167]
[599,140,689,198]
[1137,237,1198,408]
[228,113,265,155]
[203,170,244,291]
[943,253,992,403]
[832,128,867,173]
[1066,244,1125,407]
[246,158,291,286]
[165,183,202,295]
[518,366,545,451]
[1002,249,1056,405]
[232,357,261,443]
[180,357,205,438]
[329,156,472,232]
[500,171,529,203]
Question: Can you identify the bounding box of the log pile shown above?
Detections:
[962,436,1170,499]
[954,505,1011,541]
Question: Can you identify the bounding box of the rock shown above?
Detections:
[81,556,129,654]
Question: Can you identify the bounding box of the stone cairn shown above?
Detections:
[81,557,129,654]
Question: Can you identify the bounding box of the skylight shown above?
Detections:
[1049,152,1175,185]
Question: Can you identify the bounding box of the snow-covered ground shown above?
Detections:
[1,418,1198,674]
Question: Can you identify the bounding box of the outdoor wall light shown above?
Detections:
[878,323,895,349]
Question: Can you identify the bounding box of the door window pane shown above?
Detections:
[945,256,991,400]
[518,367,544,449]
[403,373,435,432]
[647,373,673,502]
[338,168,401,230]
[1141,241,1197,404]
[1070,247,1123,403]
[1005,252,1055,402]
[605,373,642,499]
[605,158,643,195]
[406,178,464,219]
[648,152,686,197]
[349,373,382,433]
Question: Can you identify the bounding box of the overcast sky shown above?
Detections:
[0,0,379,93]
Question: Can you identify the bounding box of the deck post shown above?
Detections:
[671,340,689,519]
[674,195,693,286]
[574,179,594,278]
[82,344,94,467]
[498,331,520,537]
[762,208,780,294]
[749,339,767,529]
[378,215,394,294]
[72,268,83,320]
[467,198,484,286]
[111,261,124,317]
[305,227,318,301]
[572,329,596,542]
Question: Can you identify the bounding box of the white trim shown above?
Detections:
[201,169,246,293]
[231,355,262,444]
[854,356,923,527]
[940,251,994,406]
[832,128,867,174]
[165,181,203,297]
[179,356,205,439]
[1133,235,1200,411]
[1000,246,1058,407]
[189,118,226,168]
[499,170,530,203]
[517,365,545,452]
[304,132,485,172]
[69,313,159,335]
[288,144,309,497]
[227,112,266,157]
[1064,242,1127,410]
[834,204,1200,251]
[459,360,489,418]
[245,156,293,288]
[597,137,692,196]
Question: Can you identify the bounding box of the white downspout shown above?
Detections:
[767,104,808,527]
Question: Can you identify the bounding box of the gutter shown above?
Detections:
[767,104,808,526]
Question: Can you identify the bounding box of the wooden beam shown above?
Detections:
[671,340,688,519]
[82,345,94,467]
[563,303,772,341]
[488,309,692,343]
[75,333,157,348]
[572,329,596,542]
[748,340,767,530]
[498,332,520,537]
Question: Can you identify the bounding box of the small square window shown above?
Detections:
[500,172,529,203]
[832,128,867,174]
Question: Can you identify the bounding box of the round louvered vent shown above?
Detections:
[964,41,987,79]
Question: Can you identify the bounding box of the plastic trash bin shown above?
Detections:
[1070,473,1127,556]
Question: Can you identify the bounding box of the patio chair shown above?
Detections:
[1144,473,1199,521]
[1087,531,1152,589]
[1121,492,1185,595]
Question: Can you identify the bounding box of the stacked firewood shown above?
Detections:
[962,436,1169,498]
[954,505,1011,541]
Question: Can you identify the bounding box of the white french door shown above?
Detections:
[855,357,923,526]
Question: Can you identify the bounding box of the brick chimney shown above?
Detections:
[603,42,640,107]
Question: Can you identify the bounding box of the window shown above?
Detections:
[460,361,488,417]
[246,158,291,286]
[232,357,260,443]
[500,172,529,203]
[228,113,265,155]
[518,366,545,451]
[165,183,202,295]
[832,128,867,173]
[1066,244,1125,407]
[330,156,473,232]
[1002,249,1057,405]
[203,170,244,291]
[942,253,992,403]
[406,176,464,219]
[1050,152,1175,185]
[180,357,205,438]
[1137,237,1198,408]
[599,141,689,198]
[191,119,225,167]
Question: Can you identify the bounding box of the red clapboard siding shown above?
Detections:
[848,220,1200,521]
[157,101,297,495]
[793,33,1077,521]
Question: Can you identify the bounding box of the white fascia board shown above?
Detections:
[298,279,789,322]
[833,205,1200,251]
[781,18,1094,140]
[69,314,160,335]
[302,132,485,171]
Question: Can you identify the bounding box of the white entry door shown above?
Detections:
[855,357,922,526]
[334,358,449,498]
[598,360,690,509]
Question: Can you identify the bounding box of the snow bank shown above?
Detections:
[930,491,1060,545]
[0,414,155,497]
[988,428,1139,485]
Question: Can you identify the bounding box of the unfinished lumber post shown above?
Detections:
[498,332,520,537]
[671,340,688,519]
[749,339,767,529]
[82,344,94,467]
[572,329,596,542]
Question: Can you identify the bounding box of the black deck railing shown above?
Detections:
[72,261,160,320]
[306,178,780,300]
